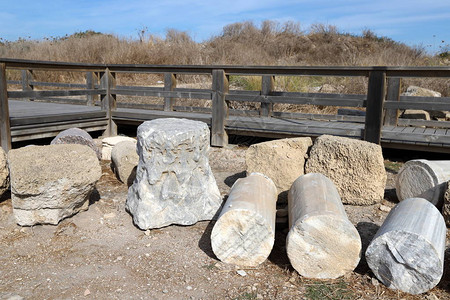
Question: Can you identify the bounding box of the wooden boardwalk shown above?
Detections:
[9,100,449,152]
[1,59,450,153]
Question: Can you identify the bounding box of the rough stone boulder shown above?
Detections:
[402,86,447,120]
[126,118,222,230]
[305,135,386,205]
[111,140,138,186]
[51,128,101,159]
[0,147,9,195]
[102,136,136,160]
[443,181,450,227]
[246,137,312,197]
[402,86,441,97]
[8,144,101,226]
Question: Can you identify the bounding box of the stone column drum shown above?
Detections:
[126,118,222,230]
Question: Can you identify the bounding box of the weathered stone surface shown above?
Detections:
[51,128,101,159]
[287,173,361,279]
[396,159,450,206]
[102,136,136,160]
[401,109,430,120]
[443,181,450,227]
[305,135,386,205]
[8,144,101,226]
[111,140,138,186]
[211,173,277,267]
[246,137,312,196]
[0,147,9,195]
[402,86,441,97]
[126,118,222,230]
[366,198,446,294]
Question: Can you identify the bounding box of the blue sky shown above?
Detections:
[1,0,449,54]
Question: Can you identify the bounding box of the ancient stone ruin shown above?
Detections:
[211,173,277,267]
[50,127,102,160]
[8,144,101,226]
[305,135,387,205]
[126,118,222,230]
[1,118,448,296]
[366,198,446,295]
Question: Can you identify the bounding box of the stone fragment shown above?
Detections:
[305,135,386,205]
[0,147,9,195]
[246,137,312,196]
[396,159,450,206]
[8,144,101,226]
[401,109,430,120]
[51,127,101,159]
[111,140,138,186]
[366,198,446,294]
[286,173,361,279]
[443,181,450,227]
[126,118,222,230]
[102,136,136,160]
[402,86,441,97]
[211,173,277,267]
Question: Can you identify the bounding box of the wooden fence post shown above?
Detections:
[21,69,34,101]
[364,71,386,144]
[163,73,177,111]
[211,69,229,147]
[86,71,99,106]
[0,63,11,151]
[100,68,117,137]
[260,75,274,117]
[383,77,401,126]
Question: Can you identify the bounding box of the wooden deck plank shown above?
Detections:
[5,101,450,151]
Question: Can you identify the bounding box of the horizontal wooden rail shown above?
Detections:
[0,58,449,153]
[8,89,104,98]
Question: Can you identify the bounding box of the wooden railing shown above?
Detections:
[1,58,449,151]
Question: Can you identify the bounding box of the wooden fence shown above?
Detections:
[1,58,449,152]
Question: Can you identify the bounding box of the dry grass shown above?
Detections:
[1,21,449,111]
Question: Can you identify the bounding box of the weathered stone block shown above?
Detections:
[8,144,101,226]
[111,140,138,186]
[126,118,222,230]
[246,137,312,196]
[102,136,136,160]
[51,128,101,159]
[0,147,9,195]
[305,135,386,205]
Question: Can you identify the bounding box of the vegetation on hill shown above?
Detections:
[0,20,448,96]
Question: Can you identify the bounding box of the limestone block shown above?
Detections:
[211,173,277,267]
[102,136,136,160]
[51,128,101,159]
[396,159,450,206]
[305,135,386,205]
[246,137,312,195]
[0,147,9,195]
[366,198,446,294]
[111,140,138,186]
[401,109,430,120]
[8,144,101,226]
[442,181,450,227]
[402,86,441,97]
[126,118,222,230]
[286,173,361,279]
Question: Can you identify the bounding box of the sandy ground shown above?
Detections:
[0,145,449,300]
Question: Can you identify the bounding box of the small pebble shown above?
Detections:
[84,289,91,296]
[237,270,247,277]
[186,286,193,290]
[162,289,168,294]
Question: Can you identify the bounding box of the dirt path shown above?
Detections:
[0,146,449,300]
